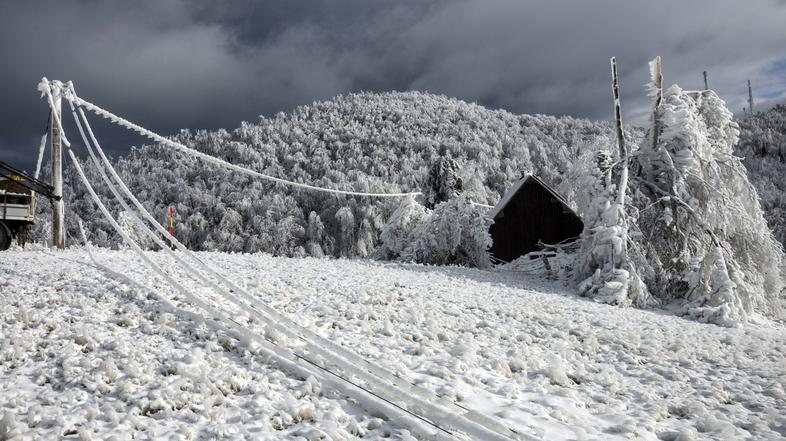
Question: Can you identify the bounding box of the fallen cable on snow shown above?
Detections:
[68,92,525,441]
[39,79,517,440]
[65,105,483,438]
[66,146,464,440]
[70,97,243,318]
[44,79,517,439]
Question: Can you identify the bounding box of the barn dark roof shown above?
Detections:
[488,175,583,262]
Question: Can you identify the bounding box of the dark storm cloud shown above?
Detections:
[2,0,785,172]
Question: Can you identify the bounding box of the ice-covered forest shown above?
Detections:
[736,104,786,247]
[37,93,786,257]
[32,92,633,256]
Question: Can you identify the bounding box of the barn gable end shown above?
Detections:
[489,175,583,262]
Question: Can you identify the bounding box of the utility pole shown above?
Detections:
[611,58,626,163]
[651,56,663,151]
[747,80,754,114]
[51,83,65,249]
[703,71,708,90]
[610,57,630,269]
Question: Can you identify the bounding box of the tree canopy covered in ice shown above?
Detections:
[736,104,786,248]
[575,83,785,326]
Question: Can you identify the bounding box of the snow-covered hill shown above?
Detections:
[32,92,636,257]
[2,249,784,440]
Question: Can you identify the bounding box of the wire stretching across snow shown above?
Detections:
[57,83,516,440]
[65,145,461,441]
[40,78,519,441]
[59,82,521,440]
[69,99,249,311]
[63,90,421,198]
[69,93,525,441]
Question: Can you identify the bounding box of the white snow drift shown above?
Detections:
[2,249,785,440]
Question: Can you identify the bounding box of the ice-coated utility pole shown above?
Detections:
[51,85,65,249]
[611,57,626,162]
[703,71,708,90]
[747,80,754,114]
[610,57,630,268]
[651,56,663,151]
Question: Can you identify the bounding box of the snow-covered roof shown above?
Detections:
[488,178,527,219]
[488,174,575,219]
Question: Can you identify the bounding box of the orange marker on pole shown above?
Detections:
[168,207,175,250]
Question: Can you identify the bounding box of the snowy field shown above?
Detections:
[1,249,785,440]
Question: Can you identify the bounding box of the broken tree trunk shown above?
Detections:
[610,57,628,209]
[651,56,663,152]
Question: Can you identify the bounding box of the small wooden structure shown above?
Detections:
[488,175,583,262]
[0,161,60,250]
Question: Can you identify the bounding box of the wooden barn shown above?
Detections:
[488,175,583,262]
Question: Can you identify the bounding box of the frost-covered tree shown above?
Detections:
[736,104,786,248]
[422,155,463,209]
[305,211,326,258]
[573,58,784,326]
[355,218,375,258]
[575,151,651,307]
[335,206,355,258]
[633,86,784,325]
[117,210,155,250]
[211,207,244,252]
[274,215,305,257]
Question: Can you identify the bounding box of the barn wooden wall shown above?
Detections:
[489,180,583,262]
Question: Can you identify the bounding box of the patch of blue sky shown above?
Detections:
[763,57,786,75]
[754,57,786,104]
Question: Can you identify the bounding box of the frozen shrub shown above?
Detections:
[575,149,651,308]
[398,196,492,268]
[378,196,427,259]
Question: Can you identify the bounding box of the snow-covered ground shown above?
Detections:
[1,249,784,440]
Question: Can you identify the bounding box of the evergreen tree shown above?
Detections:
[422,155,463,209]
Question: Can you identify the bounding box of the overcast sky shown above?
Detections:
[2,0,785,172]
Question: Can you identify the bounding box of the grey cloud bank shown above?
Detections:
[1,0,785,171]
